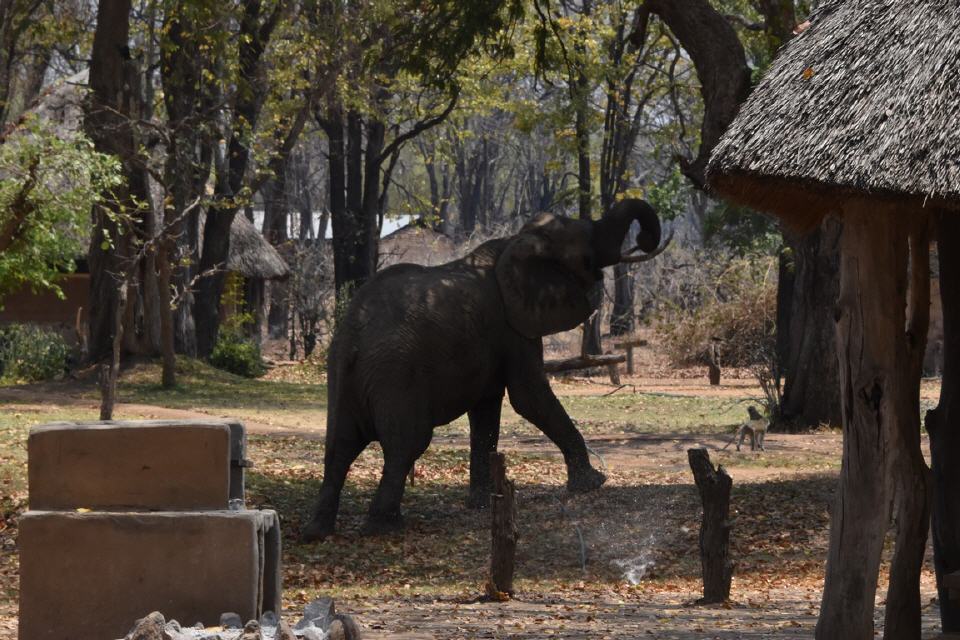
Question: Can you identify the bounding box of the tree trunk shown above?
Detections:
[779,217,843,429]
[687,448,733,604]
[328,109,376,299]
[85,0,151,363]
[195,212,233,357]
[610,264,634,336]
[645,0,751,188]
[927,211,960,632]
[194,0,282,357]
[100,280,128,420]
[263,169,290,338]
[883,213,932,640]
[158,238,176,388]
[573,63,602,357]
[816,202,910,640]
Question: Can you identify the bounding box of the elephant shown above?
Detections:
[301,198,662,541]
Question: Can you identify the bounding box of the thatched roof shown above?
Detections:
[707,0,960,228]
[227,214,290,280]
[378,223,457,268]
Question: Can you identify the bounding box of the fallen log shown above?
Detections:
[543,353,626,373]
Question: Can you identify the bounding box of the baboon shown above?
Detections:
[722,406,768,452]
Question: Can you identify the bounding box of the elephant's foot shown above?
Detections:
[362,512,405,536]
[467,487,491,510]
[567,466,606,493]
[301,515,336,543]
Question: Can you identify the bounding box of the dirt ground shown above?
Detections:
[0,362,950,639]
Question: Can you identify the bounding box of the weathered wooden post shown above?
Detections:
[604,350,622,385]
[487,452,517,598]
[707,339,722,386]
[688,448,733,603]
[613,337,647,376]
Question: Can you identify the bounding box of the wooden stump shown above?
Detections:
[707,340,721,386]
[687,448,732,604]
[604,351,621,385]
[487,452,517,598]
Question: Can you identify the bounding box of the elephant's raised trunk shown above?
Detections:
[591,198,663,268]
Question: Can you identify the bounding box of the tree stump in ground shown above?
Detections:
[687,448,733,603]
[604,351,621,385]
[487,452,517,598]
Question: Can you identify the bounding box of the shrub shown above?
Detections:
[210,313,265,378]
[656,255,778,368]
[655,254,782,420]
[0,324,70,382]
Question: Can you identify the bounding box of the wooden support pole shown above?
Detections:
[687,448,733,604]
[487,452,517,598]
[884,212,932,640]
[928,212,960,632]
[816,202,910,640]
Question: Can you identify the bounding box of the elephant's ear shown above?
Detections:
[495,231,595,339]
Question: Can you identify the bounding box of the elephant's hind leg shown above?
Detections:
[302,424,369,542]
[364,423,432,536]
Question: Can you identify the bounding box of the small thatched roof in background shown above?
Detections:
[707,0,960,228]
[228,214,290,280]
[378,224,457,269]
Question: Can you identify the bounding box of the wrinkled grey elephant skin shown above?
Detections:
[302,199,662,541]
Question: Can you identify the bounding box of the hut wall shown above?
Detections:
[0,274,89,343]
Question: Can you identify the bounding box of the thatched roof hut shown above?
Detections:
[707,2,958,637]
[227,214,290,280]
[707,0,960,229]
[378,224,457,269]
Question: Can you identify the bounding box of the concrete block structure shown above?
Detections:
[18,419,280,640]
[28,421,234,511]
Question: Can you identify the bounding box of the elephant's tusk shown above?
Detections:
[619,228,674,263]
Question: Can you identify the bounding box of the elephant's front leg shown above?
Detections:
[467,389,505,509]
[506,360,605,493]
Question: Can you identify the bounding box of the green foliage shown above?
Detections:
[210,277,265,378]
[210,314,266,378]
[0,324,70,382]
[0,120,122,301]
[702,202,782,256]
[642,166,690,222]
